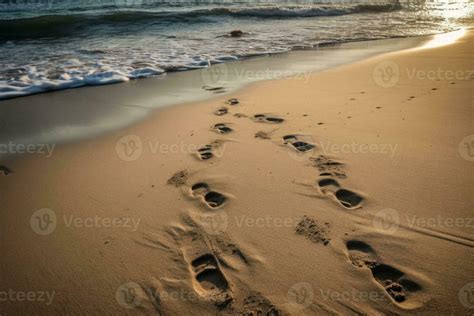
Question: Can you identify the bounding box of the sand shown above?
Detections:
[0,30,473,315]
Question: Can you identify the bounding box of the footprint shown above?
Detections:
[226,98,239,105]
[191,182,227,209]
[317,178,363,209]
[282,134,315,153]
[214,107,229,116]
[167,170,189,187]
[346,240,422,304]
[197,145,214,160]
[318,178,340,191]
[212,123,233,134]
[196,141,224,161]
[203,86,226,94]
[180,232,233,307]
[253,114,284,124]
[295,216,330,245]
[335,189,363,209]
[0,165,12,175]
[240,292,281,315]
[310,155,346,179]
[192,253,230,293]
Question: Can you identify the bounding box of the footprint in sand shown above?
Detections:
[0,165,13,175]
[196,141,224,161]
[253,114,284,124]
[317,178,363,209]
[295,216,330,246]
[191,182,227,209]
[180,233,232,307]
[310,155,346,179]
[226,98,239,105]
[212,123,233,134]
[240,292,281,315]
[203,86,226,94]
[214,107,229,116]
[197,145,214,160]
[346,240,422,304]
[282,135,315,153]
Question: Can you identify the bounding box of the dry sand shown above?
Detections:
[0,30,473,315]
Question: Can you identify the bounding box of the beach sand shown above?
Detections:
[0,30,472,315]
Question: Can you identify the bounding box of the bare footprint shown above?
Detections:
[214,107,229,116]
[283,134,315,152]
[180,232,233,307]
[195,141,224,161]
[295,216,330,245]
[197,145,214,160]
[212,123,233,134]
[253,114,284,124]
[310,155,346,179]
[167,169,189,187]
[346,240,422,304]
[191,182,227,209]
[240,292,281,315]
[317,178,363,209]
[226,98,239,105]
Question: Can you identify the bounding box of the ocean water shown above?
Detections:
[0,0,472,100]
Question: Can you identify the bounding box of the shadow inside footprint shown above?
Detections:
[335,189,363,209]
[191,182,227,208]
[226,98,239,105]
[292,141,315,152]
[283,135,315,152]
[318,178,340,189]
[254,114,284,124]
[214,107,229,116]
[192,254,229,291]
[197,145,214,160]
[192,182,210,195]
[213,123,233,134]
[205,191,227,208]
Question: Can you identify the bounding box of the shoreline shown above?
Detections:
[0,32,444,160]
[0,29,472,314]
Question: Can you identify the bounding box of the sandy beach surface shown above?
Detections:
[0,30,473,315]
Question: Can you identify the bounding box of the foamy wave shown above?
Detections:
[0,67,166,100]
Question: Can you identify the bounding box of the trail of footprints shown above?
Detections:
[165,96,422,311]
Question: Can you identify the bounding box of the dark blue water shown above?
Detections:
[0,0,472,99]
